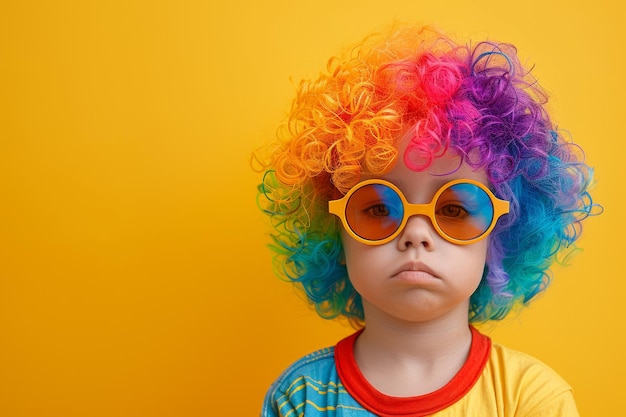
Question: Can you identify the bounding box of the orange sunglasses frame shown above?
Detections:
[328,178,510,245]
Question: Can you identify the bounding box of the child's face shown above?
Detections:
[341,153,489,325]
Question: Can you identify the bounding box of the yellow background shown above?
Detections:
[0,1,622,415]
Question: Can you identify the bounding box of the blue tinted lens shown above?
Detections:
[345,184,404,241]
[435,183,494,240]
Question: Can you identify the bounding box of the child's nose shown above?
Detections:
[397,214,436,250]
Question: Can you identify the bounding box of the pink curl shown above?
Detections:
[404,108,450,171]
[418,53,464,104]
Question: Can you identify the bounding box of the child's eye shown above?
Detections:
[365,203,391,217]
[437,204,470,218]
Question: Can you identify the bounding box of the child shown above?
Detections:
[254,23,599,416]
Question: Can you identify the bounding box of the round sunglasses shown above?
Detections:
[328,179,510,245]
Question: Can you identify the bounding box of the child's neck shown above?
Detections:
[353,309,473,397]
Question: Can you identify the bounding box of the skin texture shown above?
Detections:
[342,151,490,396]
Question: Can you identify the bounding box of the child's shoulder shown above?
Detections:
[489,341,571,386]
[266,345,339,395]
[279,346,336,379]
[485,340,576,411]
[451,337,580,416]
[262,344,368,417]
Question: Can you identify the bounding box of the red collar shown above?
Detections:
[335,326,491,416]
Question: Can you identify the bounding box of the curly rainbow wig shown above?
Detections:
[254,24,599,326]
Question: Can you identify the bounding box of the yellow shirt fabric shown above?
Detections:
[441,341,579,416]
